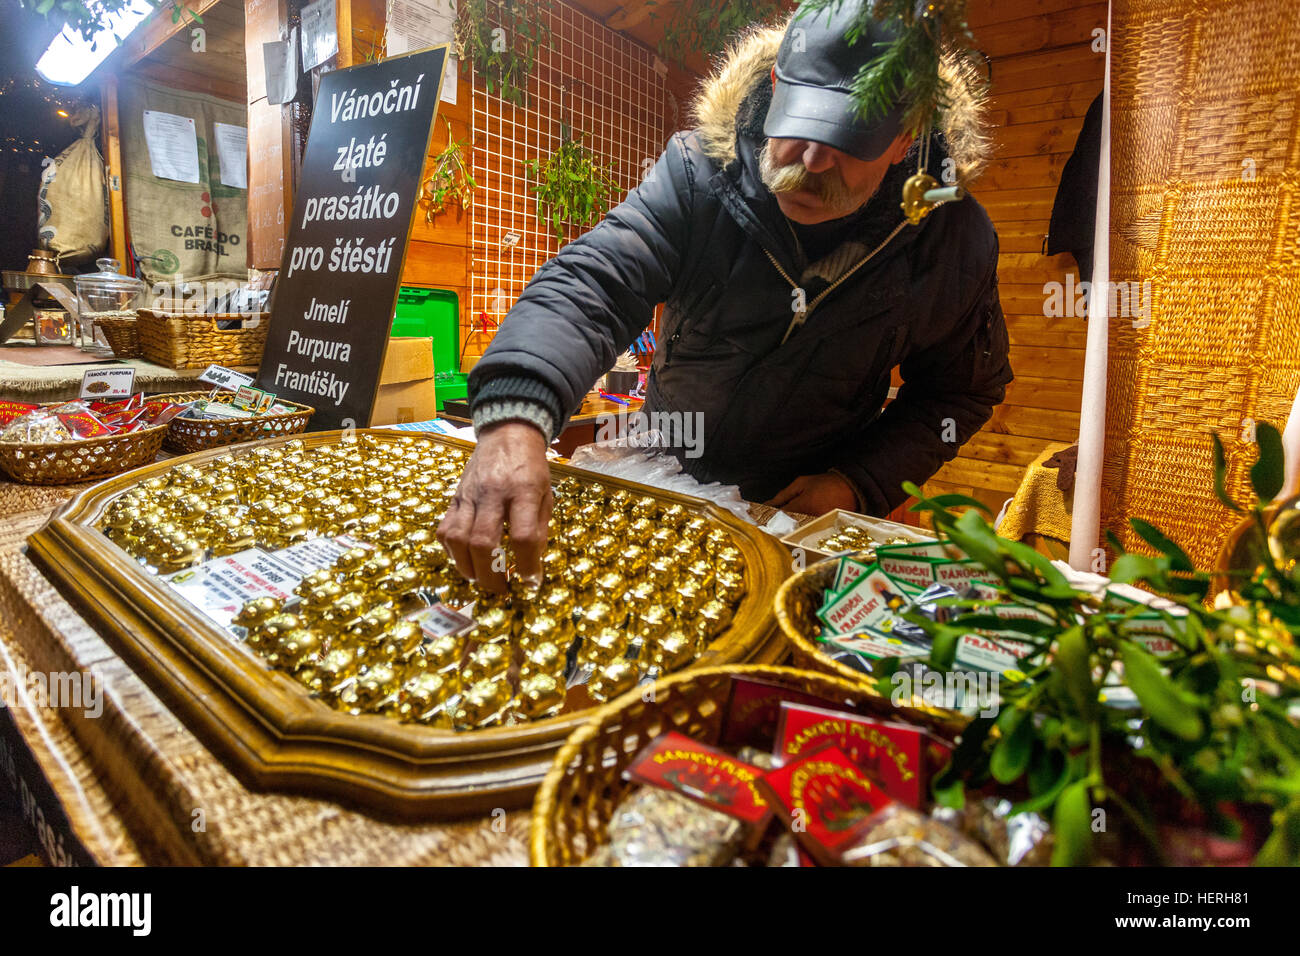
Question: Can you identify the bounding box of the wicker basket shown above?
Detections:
[137,310,269,370]
[529,664,965,866]
[89,311,141,359]
[773,550,893,689]
[0,421,168,485]
[154,390,315,454]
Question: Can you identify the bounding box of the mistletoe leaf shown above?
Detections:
[1250,421,1285,504]
[1051,779,1094,866]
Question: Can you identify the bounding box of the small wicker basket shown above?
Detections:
[137,310,269,370]
[155,391,315,454]
[89,311,141,359]
[774,550,893,689]
[0,421,168,485]
[529,663,965,866]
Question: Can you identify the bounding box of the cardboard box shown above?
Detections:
[370,336,438,425]
[779,509,933,562]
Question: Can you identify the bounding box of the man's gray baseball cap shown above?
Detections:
[764,1,909,161]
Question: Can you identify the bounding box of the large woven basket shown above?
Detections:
[529,664,964,866]
[137,310,269,370]
[0,420,167,485]
[155,390,315,454]
[90,311,141,359]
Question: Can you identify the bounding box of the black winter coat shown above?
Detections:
[469,46,1012,514]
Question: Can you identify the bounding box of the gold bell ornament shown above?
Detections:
[900,122,966,225]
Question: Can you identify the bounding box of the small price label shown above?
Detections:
[79,366,136,400]
[410,603,475,638]
[198,364,255,391]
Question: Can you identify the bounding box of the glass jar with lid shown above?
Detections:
[74,258,148,353]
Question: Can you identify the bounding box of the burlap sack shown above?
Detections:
[119,78,249,286]
[37,106,109,265]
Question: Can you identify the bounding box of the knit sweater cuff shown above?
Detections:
[472,399,555,444]
[470,374,566,440]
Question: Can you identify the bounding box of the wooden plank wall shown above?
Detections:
[920,0,1106,513]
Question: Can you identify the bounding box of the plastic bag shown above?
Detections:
[931,797,1053,866]
[838,804,998,867]
[0,410,72,444]
[600,787,743,867]
[567,432,755,524]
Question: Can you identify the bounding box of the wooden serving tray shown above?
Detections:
[26,429,790,819]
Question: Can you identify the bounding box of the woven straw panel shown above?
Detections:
[0,480,531,865]
[0,601,150,865]
[1109,15,1190,106]
[1177,93,1297,182]
[1111,187,1167,278]
[1103,0,1300,569]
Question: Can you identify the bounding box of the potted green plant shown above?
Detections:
[888,423,1299,865]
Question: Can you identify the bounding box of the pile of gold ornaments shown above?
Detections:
[97,434,748,730]
[816,523,913,557]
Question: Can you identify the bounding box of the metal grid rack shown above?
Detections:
[467,0,668,361]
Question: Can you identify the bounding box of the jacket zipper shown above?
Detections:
[766,219,909,346]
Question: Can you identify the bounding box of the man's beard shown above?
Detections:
[757,140,862,219]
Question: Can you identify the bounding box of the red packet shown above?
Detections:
[88,397,130,414]
[100,408,147,429]
[624,731,773,837]
[775,702,931,807]
[142,401,185,426]
[55,410,113,439]
[0,400,38,427]
[757,745,894,865]
[719,676,844,748]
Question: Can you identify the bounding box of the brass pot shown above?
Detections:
[26,248,61,276]
[1212,494,1300,599]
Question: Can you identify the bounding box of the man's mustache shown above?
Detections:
[758,142,854,209]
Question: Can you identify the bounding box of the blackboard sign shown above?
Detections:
[255,45,446,429]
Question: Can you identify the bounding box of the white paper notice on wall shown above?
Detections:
[142,110,200,183]
[386,0,457,105]
[213,122,248,189]
[300,0,339,72]
[263,27,298,106]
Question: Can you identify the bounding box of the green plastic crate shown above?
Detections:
[435,371,469,407]
[392,287,464,412]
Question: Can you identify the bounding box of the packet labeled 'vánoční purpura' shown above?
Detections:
[775,702,954,808]
[756,745,895,865]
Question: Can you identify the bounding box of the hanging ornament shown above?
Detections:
[900,170,942,225]
[899,120,966,225]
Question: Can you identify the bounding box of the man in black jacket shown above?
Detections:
[438,1,1012,590]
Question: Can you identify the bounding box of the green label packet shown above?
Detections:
[1106,612,1187,658]
[877,554,992,592]
[817,564,911,635]
[821,629,930,661]
[833,556,876,592]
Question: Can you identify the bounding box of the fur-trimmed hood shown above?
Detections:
[690,19,992,185]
